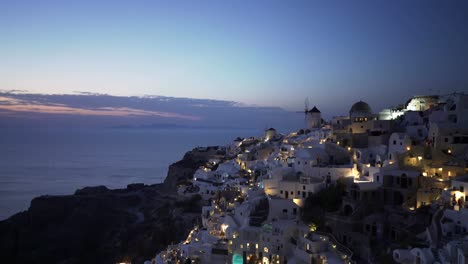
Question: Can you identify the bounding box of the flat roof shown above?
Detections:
[453,174,468,183]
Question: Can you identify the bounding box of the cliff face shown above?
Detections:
[163,156,202,193]
[163,146,223,192]
[0,147,217,264]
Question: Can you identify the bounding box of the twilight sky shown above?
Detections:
[1,0,468,113]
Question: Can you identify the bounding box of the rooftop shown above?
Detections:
[309,106,321,113]
[452,175,468,183]
[350,100,372,115]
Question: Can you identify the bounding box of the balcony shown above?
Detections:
[308,231,354,260]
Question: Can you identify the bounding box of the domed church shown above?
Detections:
[349,101,374,123]
[346,100,378,135]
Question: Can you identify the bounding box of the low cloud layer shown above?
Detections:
[0,96,200,120]
[0,92,303,132]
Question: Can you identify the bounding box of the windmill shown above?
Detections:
[296,97,310,128]
[304,97,309,113]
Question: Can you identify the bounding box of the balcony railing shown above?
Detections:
[312,231,354,260]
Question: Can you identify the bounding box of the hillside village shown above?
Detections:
[152,93,468,264]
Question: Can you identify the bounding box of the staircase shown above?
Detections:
[427,207,443,248]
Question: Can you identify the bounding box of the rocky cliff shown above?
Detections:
[163,146,224,192]
[0,147,217,264]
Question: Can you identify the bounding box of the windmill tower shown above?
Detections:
[306,105,322,129]
[297,98,322,129]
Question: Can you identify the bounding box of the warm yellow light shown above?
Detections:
[448,171,452,177]
[422,172,428,176]
[309,223,317,232]
[439,168,443,172]
[221,223,229,233]
[454,191,464,200]
[337,141,340,145]
[418,156,422,161]
[347,147,351,151]
[448,149,452,154]
[255,243,258,249]
[264,247,269,253]
[293,198,303,207]
[406,146,411,151]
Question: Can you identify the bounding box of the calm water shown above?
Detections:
[0,127,260,220]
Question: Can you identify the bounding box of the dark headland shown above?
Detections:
[0,146,223,264]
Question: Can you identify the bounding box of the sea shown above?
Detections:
[0,127,262,220]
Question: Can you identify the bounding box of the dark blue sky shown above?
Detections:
[1,0,467,114]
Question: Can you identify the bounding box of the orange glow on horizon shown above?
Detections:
[0,96,201,120]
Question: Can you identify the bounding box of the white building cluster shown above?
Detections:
[151,93,468,264]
